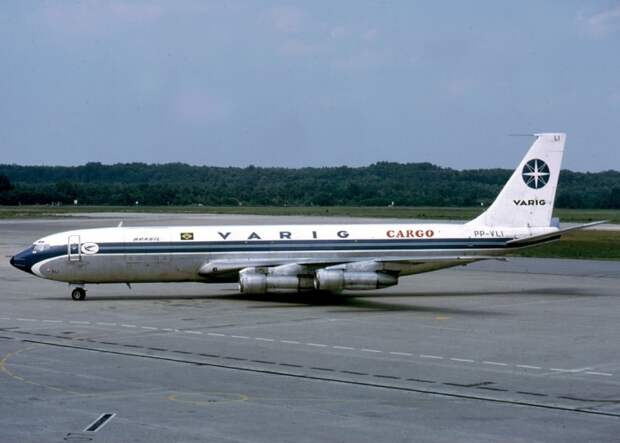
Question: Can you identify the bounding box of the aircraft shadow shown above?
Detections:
[43,292,501,316]
[207,286,589,314]
[40,286,591,315]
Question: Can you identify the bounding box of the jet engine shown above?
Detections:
[238,265,398,294]
[314,269,397,292]
[238,273,314,294]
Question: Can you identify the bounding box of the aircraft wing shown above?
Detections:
[199,257,350,276]
[198,255,502,277]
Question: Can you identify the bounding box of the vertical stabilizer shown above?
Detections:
[467,133,565,228]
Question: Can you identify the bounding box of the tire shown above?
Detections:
[71,288,86,301]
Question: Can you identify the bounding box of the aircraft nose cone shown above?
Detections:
[9,248,34,274]
[9,255,22,270]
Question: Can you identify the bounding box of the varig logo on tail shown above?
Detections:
[522,159,550,189]
[513,198,546,206]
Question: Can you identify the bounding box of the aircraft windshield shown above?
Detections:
[33,243,50,253]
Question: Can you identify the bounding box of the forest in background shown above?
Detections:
[0,162,618,209]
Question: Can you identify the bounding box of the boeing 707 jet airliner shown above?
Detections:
[10,133,604,300]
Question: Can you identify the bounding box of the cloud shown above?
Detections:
[270,5,305,34]
[279,39,323,56]
[363,28,378,42]
[39,0,164,34]
[445,78,477,98]
[331,49,391,71]
[330,26,377,42]
[580,5,620,36]
[171,90,233,125]
[330,26,348,39]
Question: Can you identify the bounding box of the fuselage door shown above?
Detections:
[67,234,81,262]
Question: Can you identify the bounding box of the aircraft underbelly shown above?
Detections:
[36,254,201,283]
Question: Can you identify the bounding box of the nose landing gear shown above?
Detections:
[71,287,86,301]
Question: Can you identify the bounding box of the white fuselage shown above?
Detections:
[15,222,556,285]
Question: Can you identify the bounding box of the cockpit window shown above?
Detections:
[33,243,50,253]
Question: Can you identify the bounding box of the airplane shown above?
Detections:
[9,133,605,301]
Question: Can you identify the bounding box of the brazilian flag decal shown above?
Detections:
[180,232,194,241]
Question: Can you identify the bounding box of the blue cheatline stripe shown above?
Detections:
[100,243,508,254]
[95,238,511,254]
[113,238,510,246]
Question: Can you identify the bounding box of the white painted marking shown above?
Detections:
[549,368,590,374]
[483,361,508,366]
[12,316,610,381]
[0,317,10,320]
[516,364,542,370]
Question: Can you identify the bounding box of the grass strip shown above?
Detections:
[510,230,620,261]
[0,205,618,223]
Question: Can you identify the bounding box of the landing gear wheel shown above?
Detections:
[71,287,86,301]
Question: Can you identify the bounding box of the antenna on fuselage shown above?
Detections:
[117,221,123,227]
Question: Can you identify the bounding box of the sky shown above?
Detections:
[0,1,619,171]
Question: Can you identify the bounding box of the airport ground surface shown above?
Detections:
[1,214,619,442]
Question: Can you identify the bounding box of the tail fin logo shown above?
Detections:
[522,159,550,189]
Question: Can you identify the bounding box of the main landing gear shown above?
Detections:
[71,286,86,301]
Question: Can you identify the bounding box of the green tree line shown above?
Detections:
[0,162,618,208]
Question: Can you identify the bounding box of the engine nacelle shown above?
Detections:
[314,270,397,292]
[238,273,314,294]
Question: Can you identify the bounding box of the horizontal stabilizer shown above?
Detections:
[506,220,607,247]
[374,255,505,264]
